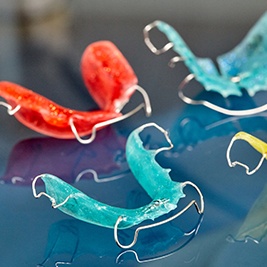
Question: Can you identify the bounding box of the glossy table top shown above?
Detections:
[0,2,267,266]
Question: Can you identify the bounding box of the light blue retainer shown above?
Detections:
[144,12,267,116]
[32,123,204,249]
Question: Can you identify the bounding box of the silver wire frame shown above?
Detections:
[0,101,21,115]
[69,85,152,144]
[226,135,267,175]
[114,180,204,249]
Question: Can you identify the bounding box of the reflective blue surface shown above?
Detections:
[1,2,267,267]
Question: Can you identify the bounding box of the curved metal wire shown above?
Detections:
[116,214,203,264]
[70,103,143,145]
[143,21,174,55]
[114,181,204,249]
[0,101,21,115]
[226,135,266,175]
[69,85,152,145]
[135,122,174,153]
[178,74,267,116]
[121,85,152,117]
[168,56,185,68]
[32,174,74,209]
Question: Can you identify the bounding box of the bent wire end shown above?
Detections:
[168,56,185,68]
[116,214,203,264]
[0,101,21,115]
[137,121,174,153]
[143,20,174,55]
[226,132,267,175]
[69,88,152,145]
[178,74,267,116]
[182,181,204,214]
[32,174,73,209]
[130,84,152,117]
[69,104,146,145]
[114,180,204,249]
[143,21,184,66]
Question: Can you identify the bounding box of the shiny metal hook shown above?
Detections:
[132,85,152,117]
[226,133,267,175]
[0,101,21,115]
[32,174,74,209]
[143,21,174,55]
[116,214,203,263]
[69,85,152,145]
[168,56,185,68]
[117,85,152,116]
[137,121,174,153]
[114,181,204,249]
[70,103,144,145]
[178,74,267,116]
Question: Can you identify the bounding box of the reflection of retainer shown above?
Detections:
[7,169,128,185]
[36,215,203,265]
[32,123,204,249]
[227,131,267,175]
[0,127,129,185]
[144,14,267,116]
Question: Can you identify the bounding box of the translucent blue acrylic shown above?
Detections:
[156,12,267,97]
[34,123,185,229]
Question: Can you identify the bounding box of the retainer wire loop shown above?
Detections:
[114,180,204,249]
[69,85,152,144]
[227,132,267,175]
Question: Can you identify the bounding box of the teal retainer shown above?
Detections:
[32,123,204,249]
[144,12,267,116]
